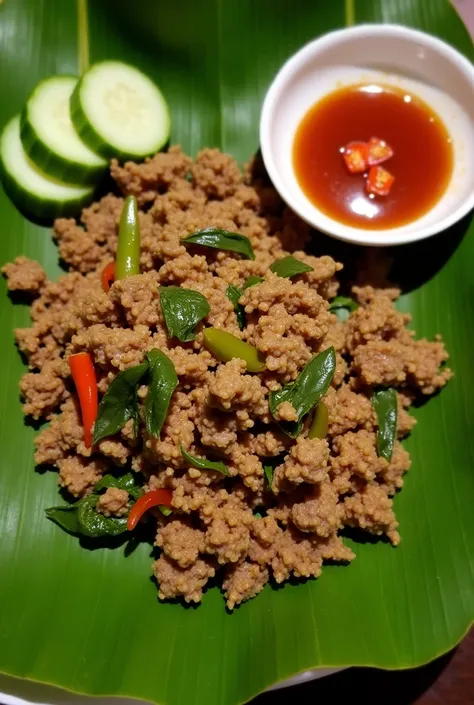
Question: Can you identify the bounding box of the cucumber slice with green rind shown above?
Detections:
[21,75,107,185]
[0,116,95,220]
[70,61,171,162]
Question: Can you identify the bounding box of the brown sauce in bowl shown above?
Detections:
[292,83,453,230]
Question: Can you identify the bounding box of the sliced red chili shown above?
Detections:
[127,489,173,531]
[101,262,115,293]
[366,165,395,197]
[367,137,394,166]
[342,141,369,174]
[68,352,98,448]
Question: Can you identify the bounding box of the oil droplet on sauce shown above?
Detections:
[292,84,454,230]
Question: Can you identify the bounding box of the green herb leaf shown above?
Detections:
[145,350,178,437]
[269,347,336,438]
[46,473,143,539]
[372,388,398,462]
[181,444,228,475]
[226,284,246,330]
[329,296,358,312]
[159,286,211,342]
[242,275,263,289]
[76,495,129,538]
[269,255,313,278]
[93,362,148,444]
[263,464,274,488]
[182,227,255,260]
[94,472,143,501]
[45,505,82,535]
[46,497,129,539]
[159,506,173,517]
[262,455,283,491]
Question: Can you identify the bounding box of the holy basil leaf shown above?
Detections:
[263,464,275,488]
[329,296,358,312]
[93,362,148,444]
[182,227,255,260]
[45,505,82,535]
[46,474,142,538]
[242,275,263,289]
[159,286,211,342]
[94,473,143,501]
[76,495,129,538]
[269,255,313,278]
[226,284,246,330]
[181,444,228,475]
[262,455,283,491]
[269,347,336,438]
[372,388,398,462]
[145,350,178,437]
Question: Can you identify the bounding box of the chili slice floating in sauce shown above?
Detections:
[367,137,394,166]
[366,165,395,197]
[342,141,369,174]
[127,489,173,531]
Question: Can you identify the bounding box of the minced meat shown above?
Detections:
[3,146,452,609]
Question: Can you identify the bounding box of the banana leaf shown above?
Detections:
[0,1,473,704]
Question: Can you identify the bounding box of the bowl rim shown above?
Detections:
[260,23,474,247]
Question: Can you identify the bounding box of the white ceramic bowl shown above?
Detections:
[260,24,474,246]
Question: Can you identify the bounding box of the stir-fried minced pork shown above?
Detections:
[2,146,452,609]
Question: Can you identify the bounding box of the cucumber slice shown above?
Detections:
[70,61,171,161]
[0,116,94,220]
[21,75,107,185]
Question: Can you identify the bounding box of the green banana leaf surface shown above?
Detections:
[0,1,473,704]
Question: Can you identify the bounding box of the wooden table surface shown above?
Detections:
[252,629,474,704]
[255,6,474,704]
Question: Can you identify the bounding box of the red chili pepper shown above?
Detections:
[127,489,173,531]
[342,141,369,174]
[366,165,395,197]
[68,352,98,448]
[101,262,115,293]
[367,137,394,166]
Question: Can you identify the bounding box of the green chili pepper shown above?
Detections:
[115,195,141,280]
[308,401,329,439]
[202,328,265,373]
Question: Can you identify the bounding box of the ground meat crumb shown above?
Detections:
[2,256,46,293]
[223,561,269,610]
[273,437,329,491]
[156,518,205,568]
[333,429,384,483]
[202,492,253,564]
[291,482,343,536]
[20,363,67,420]
[271,525,325,583]
[153,554,215,603]
[273,400,298,422]
[57,456,106,498]
[96,487,129,517]
[344,484,400,545]
[5,145,452,607]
